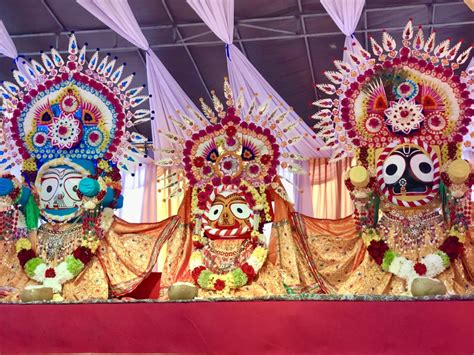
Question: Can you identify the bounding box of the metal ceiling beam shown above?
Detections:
[8,1,465,39]
[297,0,318,102]
[5,18,471,59]
[161,0,212,101]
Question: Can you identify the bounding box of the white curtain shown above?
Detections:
[187,0,319,215]
[77,0,205,154]
[320,0,366,63]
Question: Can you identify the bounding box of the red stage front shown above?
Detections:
[1,299,473,354]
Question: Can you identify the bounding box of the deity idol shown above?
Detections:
[157,79,326,299]
[309,20,474,296]
[0,35,178,301]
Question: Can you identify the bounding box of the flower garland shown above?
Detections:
[15,208,114,293]
[189,180,271,292]
[190,240,268,292]
[363,225,465,287]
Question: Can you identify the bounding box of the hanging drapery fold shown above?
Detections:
[77,0,205,155]
[320,0,366,63]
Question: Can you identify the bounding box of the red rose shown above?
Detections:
[367,240,389,265]
[193,156,205,168]
[226,126,237,137]
[17,248,36,267]
[202,166,212,175]
[197,191,208,202]
[45,267,56,278]
[35,134,45,144]
[241,262,256,283]
[223,161,233,170]
[214,279,226,291]
[439,236,464,261]
[192,266,206,282]
[193,241,204,249]
[73,246,93,265]
[414,262,427,276]
[260,154,271,165]
[222,175,232,185]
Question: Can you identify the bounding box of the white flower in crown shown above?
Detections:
[384,99,425,135]
[48,114,82,149]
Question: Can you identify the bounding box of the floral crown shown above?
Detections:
[313,19,473,164]
[0,34,150,183]
[157,77,306,200]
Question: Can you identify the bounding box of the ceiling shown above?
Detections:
[0,0,473,142]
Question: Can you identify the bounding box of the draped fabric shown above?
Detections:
[187,0,326,159]
[320,0,366,63]
[77,0,204,154]
[0,21,17,58]
[309,158,354,219]
[118,163,157,223]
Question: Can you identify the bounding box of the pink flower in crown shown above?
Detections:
[48,113,82,149]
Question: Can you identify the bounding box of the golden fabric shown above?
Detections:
[0,215,179,302]
[160,182,321,299]
[300,210,474,295]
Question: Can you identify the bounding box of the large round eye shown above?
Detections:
[410,153,434,183]
[207,204,223,221]
[64,176,82,201]
[383,155,406,185]
[40,177,59,202]
[230,203,252,220]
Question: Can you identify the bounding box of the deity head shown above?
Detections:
[203,187,255,239]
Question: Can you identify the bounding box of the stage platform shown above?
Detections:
[1,296,474,354]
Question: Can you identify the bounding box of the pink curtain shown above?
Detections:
[320,0,366,63]
[77,0,205,155]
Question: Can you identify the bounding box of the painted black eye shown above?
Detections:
[73,185,78,192]
[410,153,434,183]
[46,185,53,193]
[383,155,406,185]
[237,207,243,213]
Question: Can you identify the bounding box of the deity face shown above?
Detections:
[204,191,254,238]
[380,143,439,206]
[36,159,89,222]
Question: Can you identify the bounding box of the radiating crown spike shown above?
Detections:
[369,36,383,57]
[78,45,87,65]
[118,73,134,91]
[265,106,279,121]
[210,90,224,117]
[456,46,472,65]
[275,110,290,124]
[96,54,109,75]
[333,60,351,74]
[246,96,257,117]
[445,40,463,61]
[104,58,116,78]
[179,113,196,128]
[403,19,414,42]
[18,60,36,82]
[50,47,64,67]
[434,39,450,58]
[235,88,244,114]
[2,81,20,96]
[110,64,124,84]
[287,163,306,174]
[125,86,144,98]
[312,109,333,120]
[382,31,397,52]
[413,26,425,51]
[283,121,298,133]
[199,98,217,122]
[223,76,234,106]
[168,115,186,130]
[324,70,343,85]
[41,52,55,72]
[358,47,372,61]
[424,31,436,53]
[313,98,333,108]
[12,70,29,87]
[348,53,364,67]
[286,135,303,146]
[30,59,46,75]
[0,87,13,101]
[315,83,336,95]
[88,50,99,71]
[129,95,148,108]
[68,34,78,55]
[257,98,271,115]
[288,153,307,161]
[133,109,151,119]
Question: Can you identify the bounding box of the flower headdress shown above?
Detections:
[313,19,473,166]
[157,77,307,202]
[0,34,150,190]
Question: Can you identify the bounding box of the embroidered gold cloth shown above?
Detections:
[160,183,322,299]
[299,209,474,295]
[0,215,179,301]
